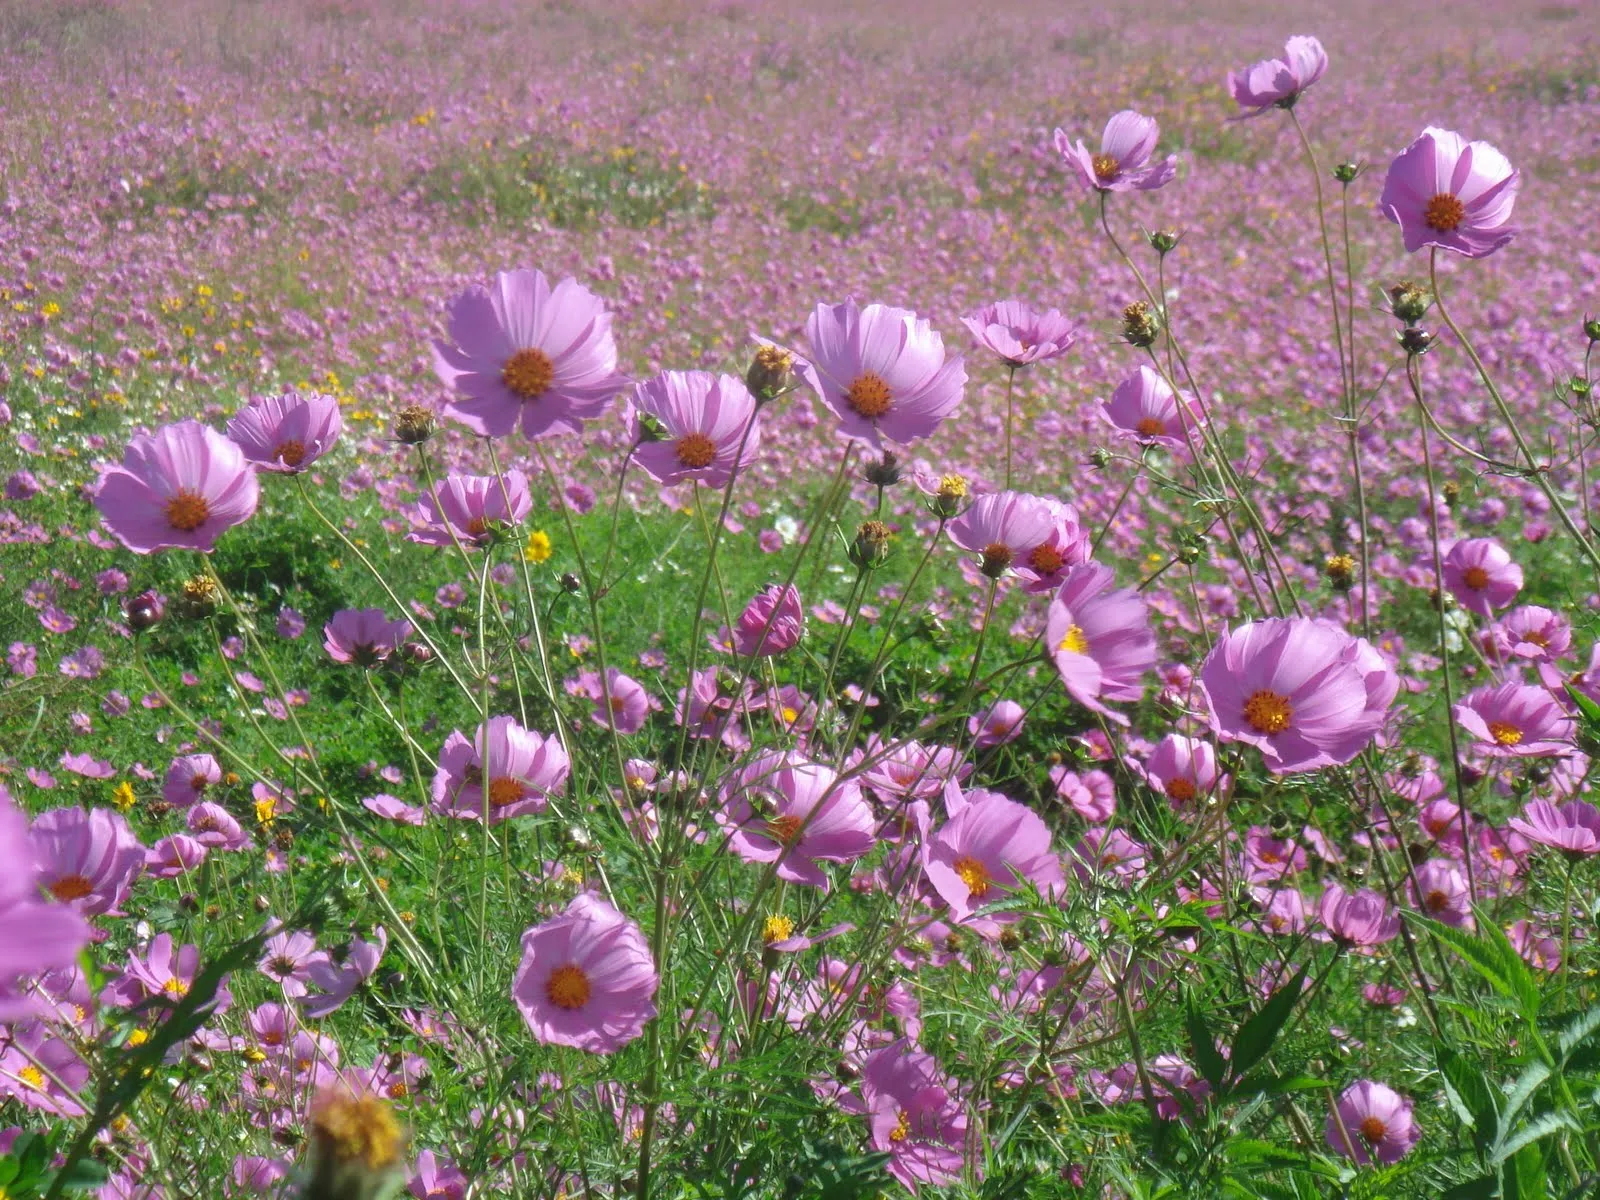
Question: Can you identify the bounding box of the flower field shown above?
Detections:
[3,0,1600,1196]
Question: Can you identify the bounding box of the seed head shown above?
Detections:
[393,404,435,445]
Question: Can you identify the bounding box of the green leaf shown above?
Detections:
[1186,995,1227,1092]
[1228,963,1310,1083]
[1499,1060,1551,1128]
[1231,1072,1331,1098]
[1405,911,1540,1022]
[1565,681,1600,730]
[1491,1111,1576,1166]
[1436,1045,1500,1152]
[1440,1176,1498,1200]
[1502,1143,1547,1200]
[1556,1002,1600,1064]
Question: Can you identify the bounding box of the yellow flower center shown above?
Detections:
[545,963,591,1010]
[49,874,94,901]
[844,372,893,419]
[273,439,307,468]
[889,1109,912,1142]
[675,432,718,469]
[938,473,968,499]
[762,914,796,944]
[1462,565,1489,590]
[781,706,800,725]
[502,347,554,400]
[1488,721,1523,747]
[487,776,525,808]
[18,1066,45,1091]
[127,1028,151,1047]
[1135,416,1165,436]
[1028,544,1065,575]
[1092,153,1119,181]
[766,814,804,846]
[164,488,211,531]
[954,855,991,899]
[1423,192,1466,233]
[1057,623,1088,655]
[1243,690,1293,734]
[163,978,189,997]
[1165,778,1196,803]
[310,1091,404,1171]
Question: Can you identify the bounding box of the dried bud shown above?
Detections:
[176,574,219,620]
[849,520,893,570]
[1387,282,1432,326]
[1146,227,1183,256]
[1442,480,1461,507]
[1333,161,1361,184]
[979,541,1014,579]
[1323,553,1357,590]
[125,589,166,632]
[864,451,903,489]
[559,572,582,594]
[1121,300,1160,349]
[1398,327,1432,356]
[926,472,970,519]
[393,404,435,445]
[745,344,795,401]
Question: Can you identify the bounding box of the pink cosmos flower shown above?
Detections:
[512,893,658,1053]
[730,584,804,658]
[629,370,761,488]
[1053,110,1177,193]
[259,929,325,998]
[432,268,626,439]
[949,490,1062,582]
[1411,858,1473,928]
[719,751,876,889]
[968,700,1025,749]
[1326,1080,1419,1165]
[1453,682,1573,758]
[1316,885,1399,948]
[1380,127,1519,258]
[1199,618,1389,773]
[0,1024,88,1117]
[407,1152,467,1200]
[575,667,651,734]
[960,300,1078,368]
[1046,563,1157,723]
[146,833,208,878]
[93,419,260,554]
[30,805,144,916]
[1101,364,1205,448]
[924,790,1064,927]
[801,299,967,450]
[102,932,217,1011]
[1227,35,1328,115]
[302,929,386,1019]
[1442,537,1522,616]
[409,471,532,549]
[850,1039,972,1190]
[0,786,88,1011]
[859,738,968,801]
[1489,605,1571,662]
[323,608,413,667]
[1508,799,1600,857]
[226,392,343,473]
[187,803,252,851]
[1139,734,1221,809]
[432,716,571,822]
[1049,767,1115,822]
[162,752,222,809]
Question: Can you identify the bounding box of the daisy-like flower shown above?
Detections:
[226,392,343,473]
[729,584,804,658]
[1053,110,1177,193]
[29,805,145,917]
[432,716,571,822]
[1101,364,1205,448]
[93,419,260,554]
[849,1039,973,1190]
[574,668,651,735]
[923,790,1064,927]
[162,752,222,809]
[629,370,761,488]
[1508,799,1600,857]
[961,300,1079,368]
[800,299,967,450]
[948,490,1058,581]
[1326,1080,1419,1165]
[1453,682,1573,758]
[1442,537,1522,616]
[303,929,387,1019]
[1139,734,1223,810]
[259,929,326,998]
[408,471,532,549]
[1227,35,1329,115]
[432,268,627,439]
[1411,858,1473,928]
[323,608,413,667]
[718,751,876,890]
[1380,127,1520,258]
[512,893,658,1053]
[1046,563,1157,724]
[1317,885,1399,948]
[0,1024,89,1117]
[1489,605,1571,662]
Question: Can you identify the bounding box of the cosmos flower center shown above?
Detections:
[163,978,189,997]
[49,874,94,901]
[164,488,211,532]
[675,432,718,469]
[502,347,555,400]
[18,1065,45,1091]
[1135,416,1165,436]
[953,855,992,899]
[766,814,805,845]
[194,814,219,832]
[273,439,307,468]
[191,773,210,791]
[387,1082,408,1099]
[1520,632,1549,648]
[465,516,490,538]
[1462,566,1490,590]
[1057,623,1088,655]
[1166,778,1196,803]
[1423,193,1466,233]
[980,543,1014,577]
[939,474,968,499]
[845,372,893,419]
[310,1091,404,1170]
[545,963,591,1010]
[1028,544,1065,575]
[268,955,300,977]
[762,914,795,944]
[1243,690,1293,735]
[488,776,525,808]
[1488,721,1523,747]
[1091,153,1120,181]
[1424,889,1448,912]
[889,1109,912,1142]
[781,706,800,725]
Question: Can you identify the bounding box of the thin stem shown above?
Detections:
[1002,364,1017,489]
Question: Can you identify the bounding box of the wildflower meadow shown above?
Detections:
[5,1,1600,1196]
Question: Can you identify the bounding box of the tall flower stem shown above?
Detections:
[1002,364,1018,488]
[1287,108,1351,413]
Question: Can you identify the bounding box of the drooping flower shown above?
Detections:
[1101,364,1205,448]
[93,419,260,554]
[432,268,627,439]
[226,392,343,473]
[1046,563,1157,723]
[1380,127,1519,258]
[1453,683,1573,758]
[408,471,532,549]
[29,805,145,916]
[851,1039,973,1190]
[1227,35,1329,115]
[512,893,658,1053]
[923,790,1064,927]
[1326,1080,1420,1165]
[718,751,876,889]
[1442,537,1522,616]
[1199,618,1389,773]
[162,752,222,809]
[1508,799,1600,857]
[432,716,571,822]
[1053,110,1177,193]
[960,300,1079,368]
[629,370,761,488]
[0,787,88,1011]
[801,299,967,450]
[1317,885,1399,948]
[1139,734,1222,810]
[323,608,413,668]
[729,584,804,658]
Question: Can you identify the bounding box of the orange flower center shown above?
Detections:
[1423,193,1466,233]
[1462,565,1490,590]
[49,874,94,901]
[844,372,893,419]
[766,814,804,845]
[1165,778,1196,803]
[981,543,1014,576]
[1425,889,1448,912]
[1243,690,1293,734]
[954,854,991,899]
[1057,623,1088,655]
[1028,544,1065,575]
[675,432,718,469]
[164,488,211,531]
[273,439,307,468]
[889,1109,912,1142]
[465,516,490,537]
[1488,721,1523,747]
[1091,153,1119,181]
[502,347,554,399]
[1135,416,1165,436]
[545,963,591,1010]
[1358,1116,1387,1144]
[488,776,525,808]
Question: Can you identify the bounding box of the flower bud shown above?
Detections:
[1323,553,1357,590]
[979,542,1014,579]
[1569,375,1592,400]
[125,589,166,632]
[1387,282,1432,326]
[1398,327,1432,356]
[1333,161,1361,184]
[560,572,582,594]
[1145,228,1183,256]
[176,574,219,620]
[1585,315,1600,343]
[848,520,893,570]
[399,641,433,667]
[1089,447,1112,469]
[1441,480,1460,507]
[1121,301,1160,349]
[393,404,435,445]
[745,344,795,401]
[925,473,969,520]
[864,450,903,489]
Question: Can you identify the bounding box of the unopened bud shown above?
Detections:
[1122,300,1160,349]
[1333,161,1361,184]
[176,574,219,620]
[1388,282,1432,326]
[864,451,903,489]
[1398,327,1432,356]
[926,473,969,519]
[393,404,435,445]
[849,520,893,570]
[399,641,432,666]
[1584,315,1600,343]
[1089,447,1112,469]
[1323,553,1357,590]
[745,344,795,401]
[1146,228,1182,256]
[125,589,166,632]
[560,572,582,594]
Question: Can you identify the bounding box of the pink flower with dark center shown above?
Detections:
[323,608,413,667]
[408,471,532,549]
[1070,826,1149,884]
[162,752,222,809]
[432,268,627,440]
[1316,885,1399,948]
[302,929,387,1019]
[730,584,804,658]
[576,667,651,735]
[187,802,252,851]
[859,737,968,801]
[968,700,1025,749]
[1326,1080,1419,1165]
[1442,537,1522,616]
[93,419,260,554]
[0,786,88,1014]
[1101,364,1205,448]
[1380,127,1519,258]
[924,790,1064,926]
[1049,767,1115,822]
[226,392,343,473]
[1046,563,1157,724]
[1508,799,1600,857]
[961,300,1079,368]
[1227,35,1328,115]
[948,490,1059,582]
[407,1151,467,1200]
[512,893,658,1053]
[1139,734,1221,810]
[629,370,761,488]
[1053,110,1177,193]
[1410,858,1473,928]
[432,716,570,822]
[146,833,208,879]
[1489,604,1571,662]
[719,751,876,890]
[29,805,144,917]
[1453,682,1573,758]
[852,1039,973,1190]
[259,929,325,998]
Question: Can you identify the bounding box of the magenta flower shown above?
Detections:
[146,833,208,878]
[924,790,1063,926]
[162,752,222,809]
[1101,364,1205,448]
[187,803,252,850]
[29,805,144,916]
[1050,767,1115,822]
[801,299,967,450]
[512,893,658,1053]
[432,716,571,822]
[719,751,876,889]
[409,471,532,549]
[852,1039,972,1189]
[1454,682,1573,758]
[730,584,804,658]
[1317,885,1399,948]
[323,608,413,667]
[1490,605,1571,662]
[1508,799,1600,857]
[948,491,1057,581]
[1380,127,1519,258]
[0,1024,88,1117]
[303,928,387,1019]
[960,300,1078,368]
[93,419,260,554]
[1227,35,1328,115]
[0,786,88,1010]
[1053,110,1177,193]
[1411,858,1473,928]
[407,1151,467,1200]
[577,668,651,735]
[1326,1080,1419,1165]
[1199,618,1388,773]
[859,738,968,801]
[259,928,325,998]
[1442,537,1522,616]
[968,700,1025,749]
[432,268,627,439]
[226,392,343,473]
[1140,734,1221,809]
[102,932,214,1010]
[1046,563,1157,723]
[629,370,761,488]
